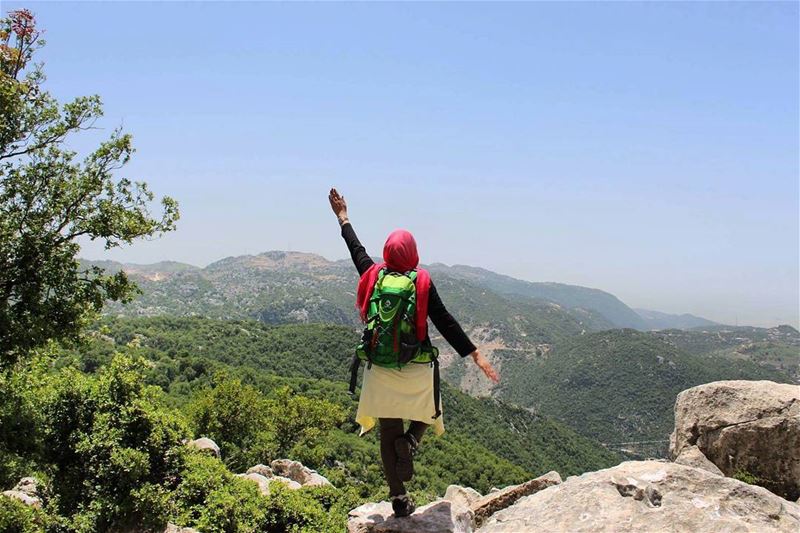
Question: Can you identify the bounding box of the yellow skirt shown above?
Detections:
[355,361,445,437]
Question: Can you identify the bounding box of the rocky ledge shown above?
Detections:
[348,379,800,532]
[479,460,799,533]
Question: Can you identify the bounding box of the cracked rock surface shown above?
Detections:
[669,380,799,500]
[476,460,800,532]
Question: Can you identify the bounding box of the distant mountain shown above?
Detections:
[634,308,718,330]
[426,264,648,330]
[83,254,738,334]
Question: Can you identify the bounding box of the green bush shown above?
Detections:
[188,373,275,472]
[0,495,63,533]
[171,451,363,533]
[0,355,52,489]
[188,375,345,472]
[171,451,265,532]
[732,469,761,485]
[39,355,187,531]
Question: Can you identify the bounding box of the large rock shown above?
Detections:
[236,473,272,495]
[348,499,473,533]
[2,477,43,509]
[670,380,800,500]
[444,485,482,509]
[2,490,41,508]
[476,460,800,532]
[236,471,302,494]
[470,471,561,528]
[186,437,221,458]
[673,445,724,476]
[271,475,302,490]
[12,477,40,497]
[270,458,332,487]
[246,464,273,478]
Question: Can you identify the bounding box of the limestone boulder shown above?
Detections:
[476,460,800,532]
[270,458,332,487]
[271,475,302,490]
[187,437,221,458]
[673,445,724,476]
[444,485,482,509]
[236,473,272,495]
[347,499,473,533]
[670,380,799,500]
[2,490,41,508]
[12,477,40,497]
[236,470,302,494]
[470,471,561,528]
[2,477,43,508]
[246,464,273,478]
[163,524,200,533]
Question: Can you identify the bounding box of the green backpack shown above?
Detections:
[348,268,442,419]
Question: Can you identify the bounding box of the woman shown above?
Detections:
[328,187,500,517]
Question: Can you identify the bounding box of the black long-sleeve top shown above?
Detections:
[341,221,477,357]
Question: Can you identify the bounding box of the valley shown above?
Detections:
[84,252,799,458]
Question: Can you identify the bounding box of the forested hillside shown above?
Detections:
[84,256,799,450]
[68,316,620,478]
[3,316,621,531]
[652,325,799,380]
[494,329,795,456]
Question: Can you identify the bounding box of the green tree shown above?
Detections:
[189,375,347,472]
[0,9,179,366]
[264,386,346,462]
[41,354,188,531]
[190,373,276,471]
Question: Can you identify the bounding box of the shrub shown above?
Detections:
[39,355,188,531]
[732,469,761,485]
[188,373,275,472]
[188,376,346,472]
[0,496,63,533]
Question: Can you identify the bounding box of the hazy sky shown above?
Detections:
[6,2,798,327]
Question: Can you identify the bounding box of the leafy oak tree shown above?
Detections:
[0,9,179,366]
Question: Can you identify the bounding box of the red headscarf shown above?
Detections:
[355,229,431,341]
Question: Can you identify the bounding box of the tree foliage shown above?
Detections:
[0,9,179,366]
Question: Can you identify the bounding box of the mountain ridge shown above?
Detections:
[80,251,727,331]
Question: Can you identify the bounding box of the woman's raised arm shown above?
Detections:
[329,187,375,276]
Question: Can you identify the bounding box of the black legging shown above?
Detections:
[379,418,429,496]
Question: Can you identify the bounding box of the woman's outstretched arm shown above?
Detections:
[429,282,500,383]
[329,188,374,276]
[428,282,476,357]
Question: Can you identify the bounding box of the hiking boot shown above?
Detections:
[394,432,418,482]
[391,493,415,517]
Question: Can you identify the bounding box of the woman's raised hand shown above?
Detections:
[470,350,500,383]
[329,188,349,224]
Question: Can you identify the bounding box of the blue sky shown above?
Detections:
[6,2,798,327]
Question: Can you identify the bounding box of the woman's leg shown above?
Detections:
[407,420,429,444]
[378,417,406,496]
[394,420,429,482]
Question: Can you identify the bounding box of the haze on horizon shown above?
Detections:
[8,2,797,328]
